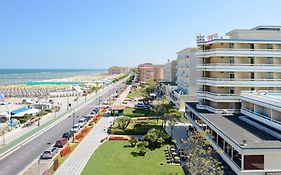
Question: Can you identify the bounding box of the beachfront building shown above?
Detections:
[240,91,281,134]
[167,48,200,111]
[108,66,129,75]
[138,63,165,83]
[185,26,281,175]
[165,60,177,83]
[196,25,281,113]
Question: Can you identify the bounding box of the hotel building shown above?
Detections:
[196,25,281,113]
[167,48,200,111]
[138,63,165,83]
[185,26,281,175]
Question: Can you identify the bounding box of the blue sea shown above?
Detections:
[0,69,106,85]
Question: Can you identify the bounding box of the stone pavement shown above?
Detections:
[54,85,131,175]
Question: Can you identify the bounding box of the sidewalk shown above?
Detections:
[54,85,131,175]
[0,82,121,157]
[164,122,191,149]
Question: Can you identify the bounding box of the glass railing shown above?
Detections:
[241,108,281,125]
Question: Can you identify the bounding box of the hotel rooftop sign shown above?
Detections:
[207,33,218,41]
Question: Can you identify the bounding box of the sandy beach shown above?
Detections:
[0,72,119,98]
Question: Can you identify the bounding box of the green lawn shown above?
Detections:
[111,120,163,135]
[81,141,184,175]
[123,107,157,117]
[127,87,146,98]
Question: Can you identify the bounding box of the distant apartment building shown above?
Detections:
[167,48,200,111]
[165,60,177,83]
[108,66,129,75]
[185,26,281,175]
[138,63,165,83]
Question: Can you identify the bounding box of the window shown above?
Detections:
[250,72,254,79]
[233,149,241,168]
[267,72,273,79]
[267,44,273,49]
[244,155,264,170]
[229,87,235,94]
[267,57,273,64]
[250,44,255,49]
[229,57,234,64]
[229,73,234,79]
[248,57,254,64]
[250,44,254,49]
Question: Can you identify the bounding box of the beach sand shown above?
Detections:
[46,73,115,82]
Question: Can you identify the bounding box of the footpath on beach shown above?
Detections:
[54,85,130,175]
[0,82,121,159]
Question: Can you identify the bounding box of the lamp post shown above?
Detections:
[67,96,70,110]
[98,97,102,107]
[37,159,40,175]
[72,110,75,143]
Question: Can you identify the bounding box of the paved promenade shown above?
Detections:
[54,85,130,175]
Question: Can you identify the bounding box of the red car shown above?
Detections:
[54,138,68,148]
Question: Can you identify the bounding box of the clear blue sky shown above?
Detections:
[0,0,280,69]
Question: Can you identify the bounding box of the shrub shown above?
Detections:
[128,137,138,147]
[136,141,149,156]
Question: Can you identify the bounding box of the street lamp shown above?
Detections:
[37,159,40,175]
[67,96,70,110]
[72,110,76,143]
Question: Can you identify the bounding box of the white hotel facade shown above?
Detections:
[185,26,281,175]
[166,48,200,111]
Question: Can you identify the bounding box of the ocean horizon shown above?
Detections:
[0,69,107,85]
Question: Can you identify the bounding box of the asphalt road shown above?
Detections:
[0,81,125,175]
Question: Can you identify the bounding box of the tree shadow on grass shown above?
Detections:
[131,151,146,157]
[123,144,134,148]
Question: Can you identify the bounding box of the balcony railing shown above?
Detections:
[197,78,281,87]
[196,104,238,114]
[197,64,281,72]
[241,108,281,125]
[197,91,240,101]
[197,48,281,58]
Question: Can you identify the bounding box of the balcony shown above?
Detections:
[197,77,281,87]
[196,104,238,114]
[241,108,281,132]
[197,63,281,72]
[197,91,240,102]
[197,48,281,58]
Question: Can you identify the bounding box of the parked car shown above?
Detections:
[83,115,91,121]
[40,147,58,159]
[90,111,96,115]
[62,131,74,140]
[134,103,150,110]
[92,106,100,113]
[54,138,68,148]
[78,118,87,127]
[71,124,81,133]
